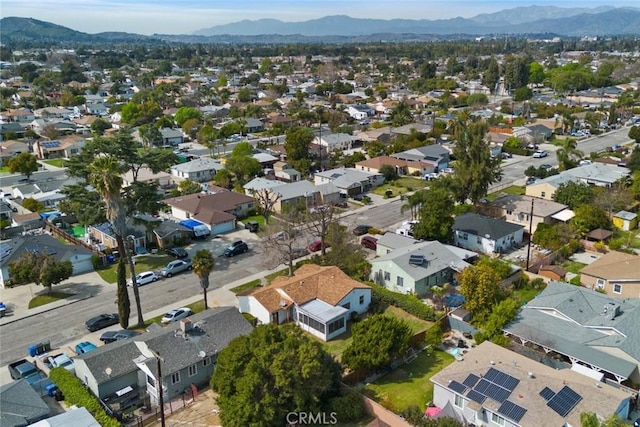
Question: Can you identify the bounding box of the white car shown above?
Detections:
[533,150,548,158]
[128,271,158,287]
[423,173,439,181]
[161,307,193,324]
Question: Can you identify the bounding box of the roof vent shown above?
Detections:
[527,372,534,379]
[180,318,193,334]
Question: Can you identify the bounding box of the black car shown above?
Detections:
[99,329,140,344]
[353,225,372,236]
[223,240,249,257]
[85,313,119,332]
[167,247,189,259]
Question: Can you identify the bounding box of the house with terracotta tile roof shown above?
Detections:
[579,251,640,299]
[238,264,371,341]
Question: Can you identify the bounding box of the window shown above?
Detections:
[462,233,468,240]
[203,357,211,367]
[328,317,345,334]
[188,364,197,377]
[477,236,482,244]
[171,372,180,384]
[454,394,464,408]
[298,313,325,333]
[491,412,505,426]
[147,376,155,387]
[343,302,351,310]
[397,276,404,287]
[506,209,513,215]
[596,278,605,289]
[541,191,546,198]
[384,271,391,280]
[359,295,364,305]
[613,284,622,294]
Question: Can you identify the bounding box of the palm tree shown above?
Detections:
[400,191,427,220]
[556,138,584,171]
[89,157,144,327]
[192,249,215,309]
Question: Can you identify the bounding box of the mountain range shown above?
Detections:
[2,6,640,45]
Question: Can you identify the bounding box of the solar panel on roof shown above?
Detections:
[539,387,556,402]
[467,389,487,404]
[485,367,520,391]
[409,255,425,265]
[463,373,480,388]
[498,400,527,422]
[448,381,467,394]
[547,386,582,417]
[475,378,490,394]
[483,381,511,403]
[484,367,500,382]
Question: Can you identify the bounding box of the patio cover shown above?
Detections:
[298,299,347,323]
[551,209,575,222]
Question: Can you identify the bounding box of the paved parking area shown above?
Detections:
[569,252,601,265]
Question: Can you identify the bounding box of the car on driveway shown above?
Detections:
[423,173,439,181]
[361,236,378,250]
[161,307,193,324]
[223,240,249,257]
[308,240,330,252]
[99,329,140,344]
[525,177,537,185]
[75,341,98,354]
[501,152,513,159]
[85,313,119,332]
[160,259,192,277]
[353,225,372,236]
[533,150,548,158]
[166,247,189,259]
[128,271,158,286]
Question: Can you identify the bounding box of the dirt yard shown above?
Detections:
[146,388,221,427]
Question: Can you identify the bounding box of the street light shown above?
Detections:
[134,342,166,427]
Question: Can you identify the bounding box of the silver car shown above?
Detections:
[160,259,192,277]
[127,271,158,286]
[161,307,193,324]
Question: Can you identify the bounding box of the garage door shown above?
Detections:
[72,258,94,275]
[212,221,235,234]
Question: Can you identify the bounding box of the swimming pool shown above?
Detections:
[445,347,462,357]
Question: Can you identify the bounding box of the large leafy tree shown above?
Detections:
[571,205,611,237]
[413,187,455,242]
[284,126,314,175]
[342,314,412,372]
[8,253,72,292]
[225,141,262,184]
[452,120,502,203]
[211,324,341,427]
[173,106,202,127]
[458,261,503,323]
[593,183,633,217]
[553,181,594,209]
[390,100,413,126]
[59,184,106,231]
[321,222,370,281]
[8,153,38,181]
[192,249,214,309]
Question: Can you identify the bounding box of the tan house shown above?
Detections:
[484,195,572,234]
[580,251,640,298]
[355,155,430,176]
[237,264,371,341]
[34,135,86,159]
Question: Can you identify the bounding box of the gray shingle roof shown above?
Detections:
[453,213,524,240]
[75,306,253,383]
[533,163,630,187]
[0,379,50,426]
[171,157,224,174]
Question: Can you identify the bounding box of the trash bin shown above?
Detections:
[28,345,38,357]
[46,384,58,397]
[0,302,5,318]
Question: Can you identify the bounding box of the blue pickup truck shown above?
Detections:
[8,359,54,393]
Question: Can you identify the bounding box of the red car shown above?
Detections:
[308,240,330,252]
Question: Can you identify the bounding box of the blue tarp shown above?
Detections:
[179,219,205,229]
[39,211,61,219]
[179,219,210,237]
[443,294,465,308]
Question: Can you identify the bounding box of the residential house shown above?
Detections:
[347,104,375,120]
[243,177,287,196]
[0,234,94,287]
[0,140,29,162]
[504,281,640,383]
[159,128,184,146]
[30,407,100,427]
[73,307,253,409]
[162,190,254,234]
[370,240,477,296]
[121,167,171,188]
[453,213,524,255]
[88,220,146,252]
[579,251,640,298]
[152,220,193,249]
[170,158,224,183]
[238,264,371,341]
[525,163,631,201]
[312,133,359,152]
[244,117,264,133]
[483,195,572,234]
[613,210,637,231]
[0,122,27,139]
[390,144,450,174]
[3,108,35,123]
[355,156,414,176]
[375,232,419,256]
[313,167,384,196]
[273,161,301,182]
[525,123,554,141]
[33,135,86,159]
[0,379,50,427]
[33,106,73,119]
[252,151,279,168]
[430,341,632,427]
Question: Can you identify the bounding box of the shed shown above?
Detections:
[586,228,614,242]
[613,210,638,231]
[538,265,567,281]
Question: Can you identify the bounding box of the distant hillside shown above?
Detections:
[468,5,614,26]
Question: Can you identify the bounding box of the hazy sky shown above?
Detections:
[2,0,637,35]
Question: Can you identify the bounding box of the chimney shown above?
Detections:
[180,318,193,334]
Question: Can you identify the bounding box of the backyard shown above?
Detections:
[372,176,429,197]
[363,350,455,414]
[96,254,174,283]
[485,185,525,201]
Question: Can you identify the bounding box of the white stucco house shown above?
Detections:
[453,213,524,255]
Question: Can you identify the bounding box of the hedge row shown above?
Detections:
[49,367,120,427]
[369,283,437,321]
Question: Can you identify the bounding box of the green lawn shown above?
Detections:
[486,185,525,201]
[512,287,542,306]
[613,230,640,249]
[372,177,429,197]
[561,260,587,274]
[265,268,289,284]
[42,158,67,167]
[321,324,354,361]
[96,255,173,284]
[0,166,9,173]
[241,214,271,230]
[29,291,74,309]
[363,350,455,414]
[230,279,262,294]
[384,305,432,333]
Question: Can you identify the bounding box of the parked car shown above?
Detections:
[633,418,640,427]
[128,271,158,286]
[525,177,537,185]
[160,259,192,277]
[308,240,330,252]
[526,143,539,150]
[579,159,593,165]
[353,225,372,236]
[166,247,189,259]
[423,172,439,181]
[501,152,513,159]
[161,307,193,324]
[85,313,119,332]
[75,341,98,354]
[540,163,553,170]
[223,240,249,257]
[291,247,310,259]
[361,235,378,250]
[99,329,140,344]
[245,221,259,232]
[533,150,548,158]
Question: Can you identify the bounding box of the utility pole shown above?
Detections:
[525,198,535,272]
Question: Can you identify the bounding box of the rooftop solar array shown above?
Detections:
[463,373,480,388]
[497,400,527,422]
[41,141,60,148]
[539,386,556,402]
[547,386,582,417]
[448,380,467,394]
[484,367,520,391]
[475,378,511,403]
[409,254,425,265]
[467,389,487,404]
